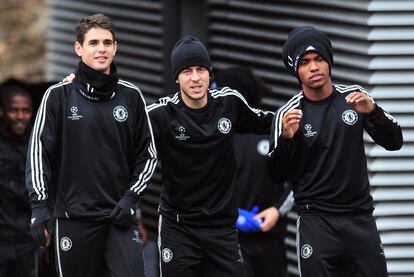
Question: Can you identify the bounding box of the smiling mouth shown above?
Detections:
[13,121,28,127]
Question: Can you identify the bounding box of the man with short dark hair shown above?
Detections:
[26,13,156,277]
[0,81,36,277]
[269,25,403,277]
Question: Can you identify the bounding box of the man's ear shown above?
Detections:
[113,41,117,56]
[74,41,82,57]
[0,107,4,118]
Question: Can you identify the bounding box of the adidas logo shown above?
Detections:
[306,45,316,51]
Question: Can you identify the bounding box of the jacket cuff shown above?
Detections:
[366,103,381,122]
[123,190,139,203]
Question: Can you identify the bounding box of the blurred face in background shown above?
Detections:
[1,94,33,136]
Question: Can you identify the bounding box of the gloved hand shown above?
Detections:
[236,206,261,233]
[30,206,52,246]
[110,192,138,228]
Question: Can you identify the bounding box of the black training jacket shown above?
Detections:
[269,84,403,214]
[0,127,35,254]
[148,87,273,226]
[26,79,157,219]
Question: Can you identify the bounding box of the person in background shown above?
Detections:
[26,13,156,277]
[269,25,403,276]
[212,66,293,277]
[139,210,160,277]
[0,80,37,277]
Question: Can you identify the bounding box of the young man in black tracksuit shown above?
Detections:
[213,66,293,277]
[26,14,157,276]
[147,36,273,276]
[0,83,37,277]
[269,26,403,276]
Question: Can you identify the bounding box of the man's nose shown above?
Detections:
[191,71,200,80]
[16,110,25,120]
[16,110,30,120]
[97,42,106,52]
[309,60,319,71]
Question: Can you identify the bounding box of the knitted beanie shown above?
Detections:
[171,35,212,80]
[282,26,333,78]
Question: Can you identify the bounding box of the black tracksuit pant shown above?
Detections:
[55,218,144,277]
[0,247,36,277]
[239,234,287,277]
[158,215,245,277]
[296,213,388,277]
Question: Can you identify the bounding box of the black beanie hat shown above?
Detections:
[282,26,333,78]
[171,35,212,80]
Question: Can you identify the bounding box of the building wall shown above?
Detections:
[0,0,46,82]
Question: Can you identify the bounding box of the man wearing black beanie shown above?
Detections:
[269,26,403,277]
[148,36,274,276]
[281,26,333,79]
[171,35,212,80]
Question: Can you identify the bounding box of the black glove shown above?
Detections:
[110,192,138,228]
[30,206,52,246]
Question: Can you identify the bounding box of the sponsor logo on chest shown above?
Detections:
[173,117,232,141]
[67,105,129,122]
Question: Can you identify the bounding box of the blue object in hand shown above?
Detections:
[236,206,261,233]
